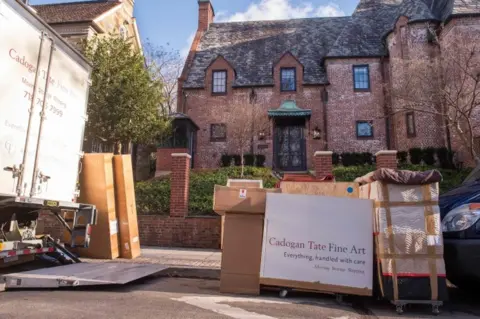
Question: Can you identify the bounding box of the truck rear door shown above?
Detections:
[0,0,50,197]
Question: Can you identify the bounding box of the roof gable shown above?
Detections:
[32,0,121,24]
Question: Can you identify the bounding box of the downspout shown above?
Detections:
[380,56,392,150]
[322,85,329,151]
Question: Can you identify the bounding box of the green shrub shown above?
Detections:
[232,155,242,166]
[332,153,340,165]
[341,152,371,166]
[361,152,373,165]
[244,154,255,166]
[256,155,266,167]
[409,148,423,165]
[423,147,436,166]
[135,178,170,215]
[334,165,376,182]
[136,164,473,216]
[341,153,354,166]
[436,147,454,169]
[220,154,232,167]
[397,151,408,165]
[188,166,277,216]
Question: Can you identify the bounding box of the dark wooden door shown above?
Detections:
[274,124,306,171]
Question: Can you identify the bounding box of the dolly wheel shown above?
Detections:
[279,289,288,298]
[396,305,404,314]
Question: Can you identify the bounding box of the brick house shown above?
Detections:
[178,0,480,170]
[31,0,141,52]
[30,0,142,153]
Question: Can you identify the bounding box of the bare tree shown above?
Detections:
[144,41,184,115]
[388,24,480,164]
[225,97,271,176]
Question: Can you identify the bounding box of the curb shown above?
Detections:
[158,267,220,280]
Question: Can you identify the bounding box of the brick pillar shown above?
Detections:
[314,151,333,179]
[170,153,191,218]
[376,150,398,170]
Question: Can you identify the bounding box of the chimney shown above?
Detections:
[198,0,215,32]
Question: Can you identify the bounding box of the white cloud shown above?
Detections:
[180,32,196,58]
[217,0,345,22]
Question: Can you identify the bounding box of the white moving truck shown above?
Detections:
[0,0,166,289]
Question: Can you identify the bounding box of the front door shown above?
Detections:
[274,119,306,171]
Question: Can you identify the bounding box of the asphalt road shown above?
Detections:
[1,277,480,319]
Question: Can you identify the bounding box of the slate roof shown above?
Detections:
[184,17,350,88]
[182,0,480,88]
[32,0,120,24]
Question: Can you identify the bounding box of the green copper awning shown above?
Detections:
[268,100,311,117]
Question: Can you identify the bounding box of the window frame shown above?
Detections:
[210,123,227,142]
[356,120,374,138]
[211,70,228,95]
[352,65,371,92]
[280,67,297,92]
[406,112,417,138]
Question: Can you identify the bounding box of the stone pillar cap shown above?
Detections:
[172,153,192,159]
[314,151,333,156]
[375,150,398,156]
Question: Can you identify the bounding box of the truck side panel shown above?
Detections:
[0,0,91,202]
[0,0,46,197]
[31,45,90,201]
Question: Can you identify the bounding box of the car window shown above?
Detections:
[463,164,480,185]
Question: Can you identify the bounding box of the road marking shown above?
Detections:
[173,296,290,319]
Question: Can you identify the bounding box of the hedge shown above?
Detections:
[136,165,472,216]
[136,166,277,216]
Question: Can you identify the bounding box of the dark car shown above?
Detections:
[440,166,480,289]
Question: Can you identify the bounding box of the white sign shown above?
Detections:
[110,220,118,235]
[239,189,247,199]
[260,193,374,292]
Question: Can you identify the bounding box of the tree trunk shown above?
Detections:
[241,151,245,178]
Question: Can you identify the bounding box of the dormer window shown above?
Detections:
[212,70,227,94]
[281,68,296,92]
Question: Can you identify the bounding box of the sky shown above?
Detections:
[29,0,359,56]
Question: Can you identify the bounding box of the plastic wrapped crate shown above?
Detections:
[360,182,448,303]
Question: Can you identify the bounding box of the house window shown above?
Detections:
[280,68,296,92]
[353,65,370,91]
[406,112,416,137]
[210,124,226,141]
[212,70,227,94]
[119,25,128,40]
[356,121,373,138]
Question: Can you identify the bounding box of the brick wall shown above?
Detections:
[156,148,188,172]
[325,58,388,154]
[39,213,221,249]
[441,17,480,166]
[387,21,446,152]
[314,151,333,179]
[376,150,398,170]
[138,215,220,249]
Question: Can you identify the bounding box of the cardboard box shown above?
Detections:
[76,153,119,259]
[213,186,280,214]
[113,155,141,259]
[220,213,265,295]
[215,185,280,295]
[220,180,264,249]
[279,181,359,198]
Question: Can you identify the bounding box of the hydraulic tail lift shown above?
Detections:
[0,196,166,291]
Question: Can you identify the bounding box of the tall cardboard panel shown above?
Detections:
[113,155,141,259]
[77,153,119,259]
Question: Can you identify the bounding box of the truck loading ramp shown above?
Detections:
[1,262,167,290]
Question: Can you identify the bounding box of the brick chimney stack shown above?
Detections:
[198,0,215,32]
